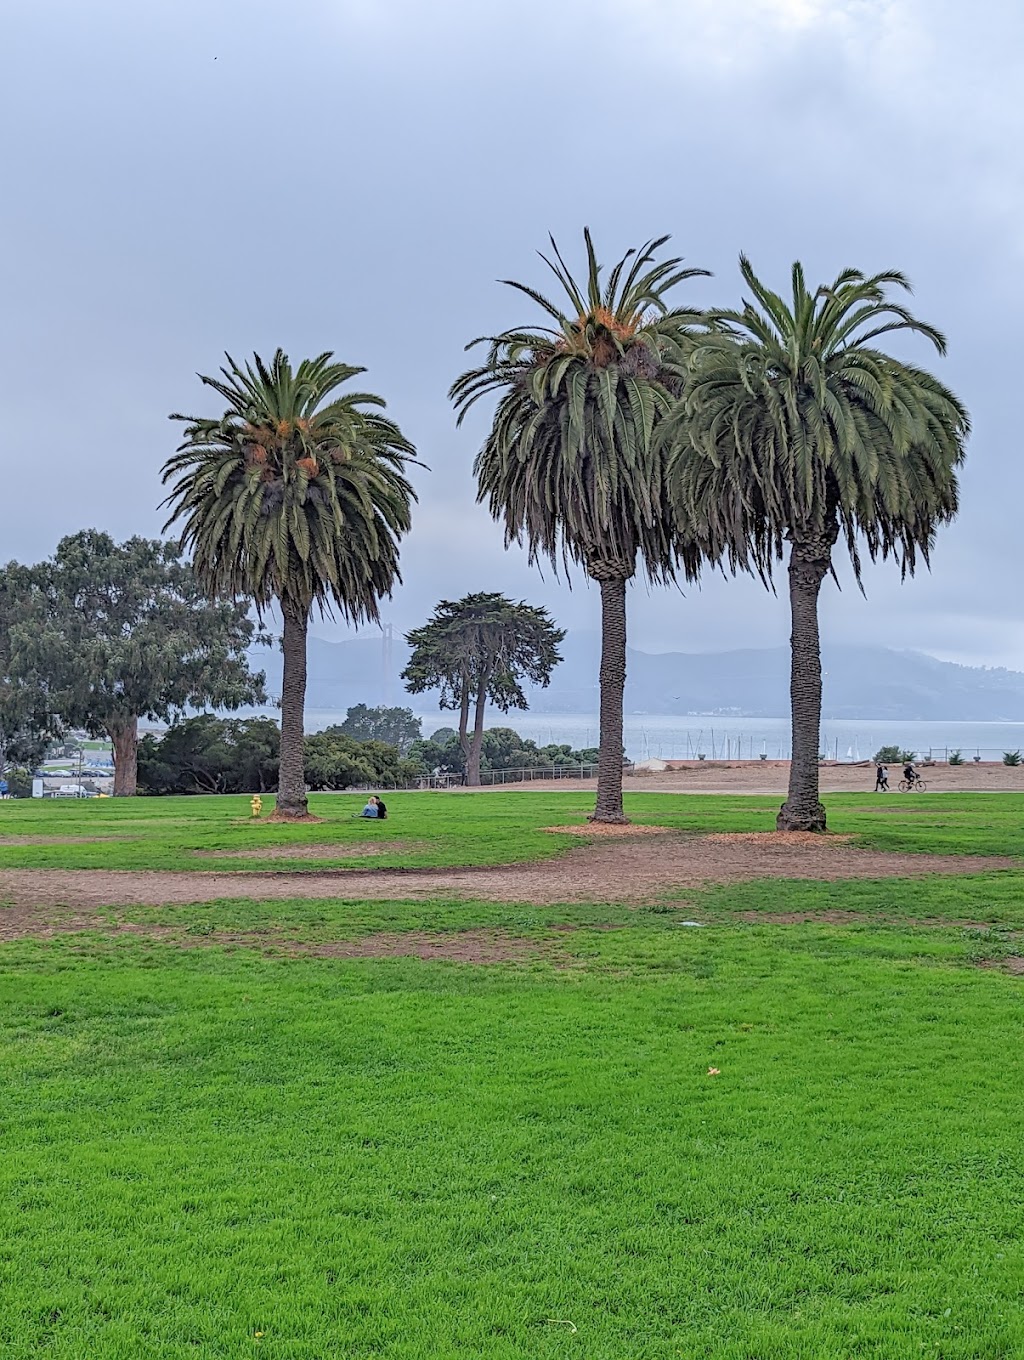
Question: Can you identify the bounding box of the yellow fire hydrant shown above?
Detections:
[250,795,263,818]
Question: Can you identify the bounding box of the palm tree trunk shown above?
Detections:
[592,572,630,824]
[777,535,834,833]
[108,716,139,797]
[276,599,309,819]
[466,681,487,786]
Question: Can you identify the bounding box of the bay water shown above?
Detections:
[302,709,1024,763]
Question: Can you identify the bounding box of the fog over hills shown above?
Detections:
[251,634,1024,723]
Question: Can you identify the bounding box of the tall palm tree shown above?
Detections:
[667,258,968,832]
[163,350,417,820]
[451,231,709,822]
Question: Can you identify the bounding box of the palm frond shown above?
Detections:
[163,350,418,621]
[453,231,715,583]
[669,255,968,585]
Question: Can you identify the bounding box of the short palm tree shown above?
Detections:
[667,259,969,831]
[163,350,417,819]
[451,231,709,822]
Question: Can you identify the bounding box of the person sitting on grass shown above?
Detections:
[355,795,388,820]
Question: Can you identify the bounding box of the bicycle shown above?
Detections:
[897,778,928,792]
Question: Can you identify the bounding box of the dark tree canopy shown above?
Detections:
[138,716,280,795]
[408,726,598,781]
[0,562,58,779]
[338,704,422,754]
[303,727,420,791]
[403,592,564,785]
[9,531,265,796]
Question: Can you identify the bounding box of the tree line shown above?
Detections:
[1,232,968,831]
[0,546,565,797]
[133,709,599,796]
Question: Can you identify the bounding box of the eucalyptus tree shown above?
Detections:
[9,532,262,795]
[163,350,418,819]
[451,231,709,821]
[667,258,968,831]
[0,562,58,781]
[402,592,564,785]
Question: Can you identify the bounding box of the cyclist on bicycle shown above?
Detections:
[903,762,918,787]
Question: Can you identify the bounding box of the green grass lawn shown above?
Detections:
[1,794,1023,1357]
[2,789,1024,870]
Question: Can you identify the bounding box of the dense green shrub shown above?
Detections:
[3,767,33,798]
[138,716,280,795]
[303,727,421,790]
[874,745,916,764]
[336,705,422,754]
[409,726,599,779]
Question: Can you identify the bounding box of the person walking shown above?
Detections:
[874,763,889,792]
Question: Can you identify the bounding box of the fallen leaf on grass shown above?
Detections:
[707,1067,721,1076]
[546,1319,578,1332]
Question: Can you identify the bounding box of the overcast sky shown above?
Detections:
[3,0,1021,667]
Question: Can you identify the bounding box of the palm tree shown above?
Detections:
[667,258,968,832]
[451,231,709,822]
[163,350,417,820]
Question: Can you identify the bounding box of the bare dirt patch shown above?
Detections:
[701,831,855,846]
[0,832,1016,911]
[292,929,541,963]
[0,836,134,846]
[548,921,627,931]
[0,902,123,942]
[541,823,671,837]
[976,956,1024,975]
[734,910,993,927]
[192,841,413,861]
[0,905,546,964]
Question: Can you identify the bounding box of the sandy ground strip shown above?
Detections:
[448,761,1024,796]
[0,832,1015,911]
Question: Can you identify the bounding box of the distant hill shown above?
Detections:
[249,633,1024,722]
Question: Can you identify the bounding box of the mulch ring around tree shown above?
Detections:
[0,831,1017,911]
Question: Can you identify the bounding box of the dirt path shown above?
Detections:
[0,832,1016,911]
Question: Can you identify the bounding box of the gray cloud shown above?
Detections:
[2,0,1020,664]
